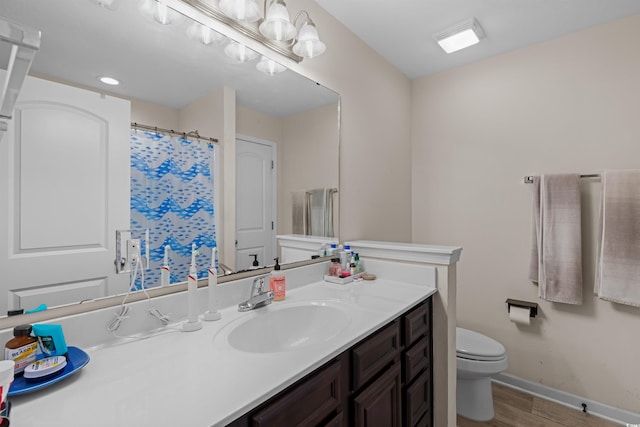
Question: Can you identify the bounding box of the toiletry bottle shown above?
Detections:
[32,324,68,359]
[354,253,363,274]
[250,254,259,269]
[329,243,338,256]
[340,245,351,270]
[5,324,39,376]
[318,244,327,257]
[270,257,286,301]
[329,258,342,276]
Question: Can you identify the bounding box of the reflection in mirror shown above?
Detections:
[0,0,339,316]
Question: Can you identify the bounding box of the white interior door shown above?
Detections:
[235,137,276,271]
[0,75,130,314]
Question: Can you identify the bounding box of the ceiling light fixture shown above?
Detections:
[433,18,485,54]
[98,76,120,85]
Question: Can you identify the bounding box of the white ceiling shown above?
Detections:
[1,0,338,117]
[313,0,640,79]
[4,0,640,113]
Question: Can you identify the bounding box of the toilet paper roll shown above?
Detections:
[509,306,531,325]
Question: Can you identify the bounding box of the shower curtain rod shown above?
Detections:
[131,122,219,143]
[524,174,600,184]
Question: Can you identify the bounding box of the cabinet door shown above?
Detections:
[353,364,401,427]
[251,360,342,427]
[322,412,344,427]
[352,321,400,390]
[403,302,430,348]
[404,369,431,427]
[403,336,429,385]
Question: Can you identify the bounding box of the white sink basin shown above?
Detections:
[224,302,352,353]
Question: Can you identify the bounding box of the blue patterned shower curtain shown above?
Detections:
[130,129,217,288]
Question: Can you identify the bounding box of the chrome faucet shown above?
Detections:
[238,274,274,312]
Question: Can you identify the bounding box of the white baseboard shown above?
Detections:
[493,373,640,426]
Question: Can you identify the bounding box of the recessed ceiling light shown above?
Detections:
[434,18,485,54]
[98,76,120,86]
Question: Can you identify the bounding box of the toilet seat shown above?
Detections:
[456,328,506,361]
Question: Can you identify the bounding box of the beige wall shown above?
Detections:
[237,105,283,143]
[131,99,179,128]
[280,103,340,236]
[411,15,640,412]
[288,0,413,243]
[238,103,339,238]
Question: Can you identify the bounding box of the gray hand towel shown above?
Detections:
[594,170,640,306]
[291,191,306,235]
[530,174,583,304]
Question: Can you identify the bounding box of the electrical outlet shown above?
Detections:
[127,239,141,266]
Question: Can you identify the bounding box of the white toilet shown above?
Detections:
[456,327,508,421]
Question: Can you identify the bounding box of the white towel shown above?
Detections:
[530,174,583,304]
[303,188,336,237]
[291,191,306,235]
[594,170,640,306]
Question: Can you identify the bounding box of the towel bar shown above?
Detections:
[524,174,600,184]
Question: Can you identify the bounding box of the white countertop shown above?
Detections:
[9,278,436,427]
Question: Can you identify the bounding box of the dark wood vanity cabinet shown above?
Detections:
[401,301,432,427]
[227,298,432,427]
[351,321,402,427]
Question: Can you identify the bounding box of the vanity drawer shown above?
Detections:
[404,369,431,427]
[251,359,342,427]
[352,320,400,390]
[403,336,429,384]
[403,301,430,347]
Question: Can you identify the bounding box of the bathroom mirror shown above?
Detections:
[0,0,339,316]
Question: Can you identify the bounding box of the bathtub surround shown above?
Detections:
[594,170,640,307]
[530,174,583,305]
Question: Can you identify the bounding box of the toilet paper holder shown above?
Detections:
[505,299,538,318]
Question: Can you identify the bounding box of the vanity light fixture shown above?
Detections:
[258,0,296,41]
[256,55,286,75]
[186,22,226,45]
[216,0,326,59]
[434,18,485,54]
[139,0,181,25]
[154,2,176,24]
[292,13,325,59]
[98,76,120,85]
[88,0,121,11]
[224,41,259,62]
[218,0,261,23]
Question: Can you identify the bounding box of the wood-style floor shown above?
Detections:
[457,383,622,427]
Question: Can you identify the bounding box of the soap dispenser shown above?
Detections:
[250,254,259,269]
[270,257,286,301]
